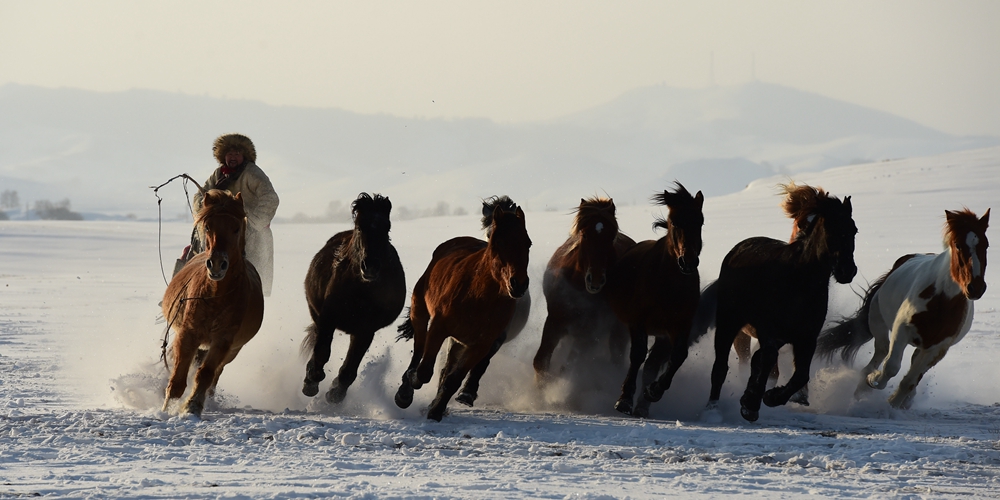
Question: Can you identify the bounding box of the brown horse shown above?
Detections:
[605,182,705,418]
[533,197,636,382]
[394,196,532,421]
[161,189,264,417]
[301,193,406,404]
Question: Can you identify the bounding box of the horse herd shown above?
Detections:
[159,183,990,423]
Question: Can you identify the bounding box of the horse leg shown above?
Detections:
[532,312,569,384]
[632,336,671,418]
[162,333,198,412]
[426,342,474,422]
[866,320,915,390]
[394,315,429,409]
[183,339,233,417]
[856,298,890,398]
[326,332,375,404]
[645,323,692,403]
[208,345,243,400]
[887,344,949,409]
[457,331,507,407]
[708,318,741,407]
[763,337,814,408]
[614,324,648,416]
[608,321,630,367]
[739,343,778,422]
[303,307,338,397]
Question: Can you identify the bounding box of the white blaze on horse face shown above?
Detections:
[595,222,604,234]
[966,231,982,277]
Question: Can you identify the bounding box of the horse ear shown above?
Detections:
[234,192,243,203]
[516,206,525,219]
[695,190,704,208]
[981,208,990,226]
[843,195,852,213]
[580,198,586,206]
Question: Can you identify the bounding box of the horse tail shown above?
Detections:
[395,308,415,342]
[300,323,319,359]
[816,273,889,363]
[688,280,719,347]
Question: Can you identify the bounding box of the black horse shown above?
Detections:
[691,184,857,422]
[302,193,407,403]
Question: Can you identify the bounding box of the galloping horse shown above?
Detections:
[394,196,532,421]
[161,189,264,417]
[533,197,635,382]
[692,183,857,422]
[817,208,989,408]
[605,183,705,418]
[301,193,406,403]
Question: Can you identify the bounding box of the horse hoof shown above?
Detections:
[740,406,759,422]
[762,389,783,408]
[394,387,413,409]
[643,384,664,403]
[614,398,633,416]
[325,385,347,404]
[426,407,446,422]
[455,392,476,407]
[302,381,320,397]
[789,392,810,407]
[632,402,651,419]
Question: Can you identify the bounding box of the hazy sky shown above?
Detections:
[2,0,999,136]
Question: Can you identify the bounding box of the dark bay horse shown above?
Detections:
[605,183,705,418]
[394,196,531,421]
[818,208,989,408]
[692,183,857,422]
[533,197,636,382]
[161,189,264,417]
[301,193,406,403]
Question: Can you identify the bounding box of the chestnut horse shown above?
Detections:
[605,183,705,418]
[301,193,406,403]
[394,196,531,421]
[533,197,636,382]
[691,184,857,422]
[818,208,989,408]
[161,189,264,417]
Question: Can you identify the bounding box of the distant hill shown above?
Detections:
[0,82,995,219]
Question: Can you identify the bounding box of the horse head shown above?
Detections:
[483,196,532,298]
[197,189,247,282]
[652,182,705,275]
[572,197,620,293]
[945,208,990,300]
[783,184,858,284]
[350,193,393,282]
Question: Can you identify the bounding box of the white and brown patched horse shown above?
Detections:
[818,208,990,408]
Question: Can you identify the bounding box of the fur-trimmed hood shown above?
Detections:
[212,134,257,165]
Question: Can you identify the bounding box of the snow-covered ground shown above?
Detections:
[2,147,999,498]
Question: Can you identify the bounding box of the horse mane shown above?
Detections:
[481,195,519,236]
[781,183,842,261]
[352,192,392,222]
[195,189,246,225]
[570,197,617,235]
[944,208,989,288]
[651,182,697,231]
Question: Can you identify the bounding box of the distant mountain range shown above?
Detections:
[0,82,995,220]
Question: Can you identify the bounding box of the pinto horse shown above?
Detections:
[605,183,705,418]
[692,183,857,422]
[161,189,264,417]
[817,208,989,409]
[394,196,531,421]
[533,197,636,382]
[301,193,406,403]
